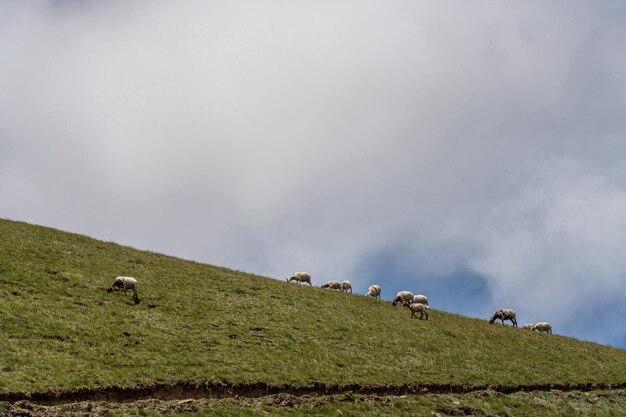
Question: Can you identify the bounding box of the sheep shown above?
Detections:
[489,309,517,327]
[341,280,352,293]
[321,280,342,290]
[531,322,553,334]
[107,276,140,304]
[521,323,535,330]
[286,272,312,286]
[412,294,429,305]
[366,285,381,299]
[403,302,430,320]
[392,291,414,306]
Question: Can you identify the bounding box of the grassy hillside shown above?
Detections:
[1,218,625,394]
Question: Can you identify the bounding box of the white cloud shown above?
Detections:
[470,159,626,342]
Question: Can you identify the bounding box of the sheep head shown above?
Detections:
[489,313,499,324]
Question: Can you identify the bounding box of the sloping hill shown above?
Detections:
[1,218,625,397]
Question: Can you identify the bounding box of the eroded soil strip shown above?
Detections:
[2,381,626,405]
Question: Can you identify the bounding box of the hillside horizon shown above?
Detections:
[3,216,621,349]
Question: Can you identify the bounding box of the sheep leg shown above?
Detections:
[411,311,417,319]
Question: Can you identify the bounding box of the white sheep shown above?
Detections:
[321,280,342,290]
[286,272,312,286]
[392,291,414,306]
[341,280,352,293]
[489,309,517,327]
[107,276,140,304]
[531,322,553,334]
[412,294,429,305]
[521,323,535,330]
[366,285,381,299]
[403,302,430,320]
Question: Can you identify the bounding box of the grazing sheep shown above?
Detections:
[392,291,414,306]
[107,276,140,304]
[489,309,517,327]
[321,280,342,290]
[412,294,429,305]
[341,280,352,293]
[521,323,535,330]
[403,302,430,320]
[531,322,553,334]
[286,272,312,286]
[366,285,381,299]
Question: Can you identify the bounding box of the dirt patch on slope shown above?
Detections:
[0,394,448,417]
[2,390,626,417]
[0,381,625,407]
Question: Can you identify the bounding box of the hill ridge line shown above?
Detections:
[3,381,626,405]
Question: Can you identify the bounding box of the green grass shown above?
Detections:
[1,218,626,393]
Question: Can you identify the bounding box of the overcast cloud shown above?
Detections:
[2,1,626,347]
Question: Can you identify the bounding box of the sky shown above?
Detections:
[1,1,626,348]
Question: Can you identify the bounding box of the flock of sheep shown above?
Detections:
[286,272,431,322]
[489,308,553,334]
[285,272,553,334]
[106,272,553,334]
